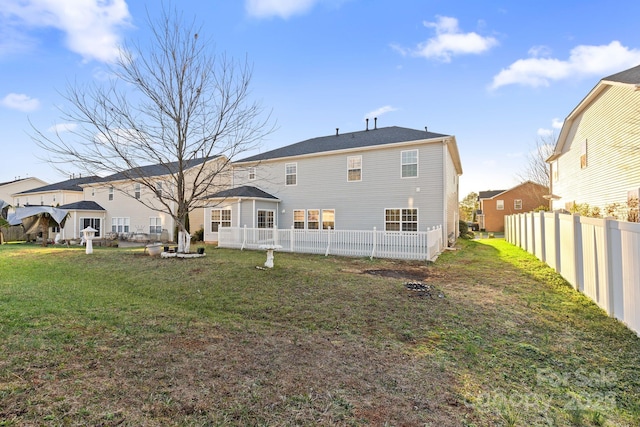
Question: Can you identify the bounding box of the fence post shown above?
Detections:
[573,214,584,292]
[273,223,278,245]
[371,227,377,259]
[538,210,546,262]
[290,225,295,252]
[554,212,561,273]
[325,226,331,256]
[241,225,247,251]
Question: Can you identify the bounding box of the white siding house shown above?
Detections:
[203,126,462,245]
[548,64,640,214]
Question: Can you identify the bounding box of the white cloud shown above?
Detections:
[2,0,131,63]
[47,123,77,133]
[537,128,554,137]
[490,41,640,90]
[1,93,40,112]
[364,105,398,120]
[245,0,320,19]
[393,16,498,62]
[552,118,563,129]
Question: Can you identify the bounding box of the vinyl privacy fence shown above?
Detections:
[505,211,640,336]
[218,225,444,262]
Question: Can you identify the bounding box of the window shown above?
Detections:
[156,182,163,197]
[496,200,504,210]
[81,218,101,237]
[401,150,418,178]
[257,210,274,229]
[307,209,319,230]
[134,183,141,199]
[40,196,44,206]
[149,217,162,234]
[580,140,587,169]
[321,209,335,230]
[211,209,231,232]
[91,188,95,197]
[347,156,362,181]
[248,167,256,180]
[385,208,418,231]
[53,194,56,202]
[14,198,20,207]
[285,163,297,186]
[552,161,558,182]
[108,187,114,201]
[111,217,130,233]
[514,199,523,210]
[293,210,305,229]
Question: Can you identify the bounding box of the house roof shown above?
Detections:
[478,189,506,200]
[479,181,548,200]
[90,156,221,184]
[204,185,279,201]
[14,176,101,195]
[237,126,451,163]
[548,63,640,161]
[58,200,106,211]
[0,178,28,187]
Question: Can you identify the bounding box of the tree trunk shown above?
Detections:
[39,215,49,247]
[177,230,191,253]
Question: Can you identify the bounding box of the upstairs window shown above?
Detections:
[401,150,418,178]
[156,182,163,197]
[285,163,297,185]
[108,187,114,201]
[134,183,141,199]
[248,167,256,180]
[496,200,504,210]
[514,199,523,210]
[347,156,362,181]
[580,140,588,169]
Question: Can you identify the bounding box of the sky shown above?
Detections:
[3,0,640,199]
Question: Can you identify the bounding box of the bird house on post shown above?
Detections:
[82,226,98,254]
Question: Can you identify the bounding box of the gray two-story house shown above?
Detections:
[203,125,462,245]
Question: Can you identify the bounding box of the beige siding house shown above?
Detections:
[204,126,462,244]
[548,64,640,214]
[1,177,48,207]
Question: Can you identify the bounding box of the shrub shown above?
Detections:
[191,227,204,242]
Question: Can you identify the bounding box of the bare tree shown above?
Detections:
[32,6,273,252]
[516,133,555,188]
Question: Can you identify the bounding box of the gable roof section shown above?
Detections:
[14,176,101,195]
[478,189,506,200]
[91,156,221,184]
[205,185,279,201]
[549,63,640,161]
[58,200,105,211]
[479,181,548,200]
[237,126,450,162]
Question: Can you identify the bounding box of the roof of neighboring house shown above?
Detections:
[478,190,506,200]
[237,126,451,163]
[479,181,548,200]
[204,185,279,201]
[58,200,106,211]
[549,63,640,161]
[14,176,101,195]
[90,156,221,184]
[1,177,48,188]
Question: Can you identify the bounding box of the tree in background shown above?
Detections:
[516,134,555,189]
[459,192,479,222]
[32,6,273,252]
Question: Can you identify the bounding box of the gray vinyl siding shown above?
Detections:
[233,141,448,232]
[553,85,640,212]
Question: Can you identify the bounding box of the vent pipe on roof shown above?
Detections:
[374,117,377,130]
[336,128,339,136]
[366,118,369,131]
[425,126,428,132]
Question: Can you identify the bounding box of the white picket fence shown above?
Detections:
[505,211,640,336]
[218,225,444,261]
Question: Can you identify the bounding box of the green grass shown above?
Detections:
[1,240,639,426]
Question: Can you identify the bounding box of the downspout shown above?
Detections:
[252,199,256,228]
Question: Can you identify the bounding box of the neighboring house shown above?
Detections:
[203,125,462,244]
[477,181,548,232]
[547,64,640,214]
[0,177,48,208]
[12,175,99,209]
[80,156,230,241]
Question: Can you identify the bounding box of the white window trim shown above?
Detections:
[111,217,130,234]
[248,167,256,180]
[514,199,523,210]
[321,209,335,230]
[347,155,362,182]
[149,217,162,234]
[80,217,102,237]
[257,209,275,229]
[307,209,320,230]
[293,209,306,229]
[285,163,297,186]
[401,149,419,178]
[108,187,114,201]
[211,208,232,232]
[384,208,418,232]
[496,200,504,210]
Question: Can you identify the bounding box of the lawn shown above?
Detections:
[0,239,639,426]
